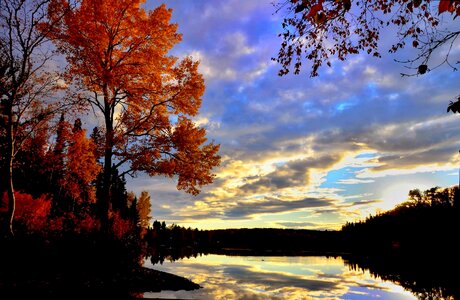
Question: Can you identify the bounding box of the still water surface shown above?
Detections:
[144,255,417,299]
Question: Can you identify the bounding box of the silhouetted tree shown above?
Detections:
[342,186,459,255]
[275,0,460,77]
[90,126,104,164]
[110,169,128,217]
[128,193,139,227]
[274,0,460,110]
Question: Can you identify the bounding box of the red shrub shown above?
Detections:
[110,211,134,240]
[13,192,51,233]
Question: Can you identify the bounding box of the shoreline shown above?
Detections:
[0,266,200,299]
[0,237,200,299]
[131,267,201,293]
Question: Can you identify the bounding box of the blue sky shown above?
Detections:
[125,0,460,230]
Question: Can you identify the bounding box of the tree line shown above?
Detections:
[342,186,460,255]
[144,186,460,258]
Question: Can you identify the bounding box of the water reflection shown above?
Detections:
[344,255,458,300]
[144,255,417,299]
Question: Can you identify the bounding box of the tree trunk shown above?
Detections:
[100,92,113,235]
[5,106,15,238]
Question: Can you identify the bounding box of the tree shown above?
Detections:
[127,192,138,225]
[109,168,128,217]
[61,119,101,207]
[0,0,70,236]
[274,0,460,77]
[136,191,151,231]
[45,0,221,233]
[1,115,53,201]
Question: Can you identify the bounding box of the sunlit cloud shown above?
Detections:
[338,179,374,184]
[126,0,460,230]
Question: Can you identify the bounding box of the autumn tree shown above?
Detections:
[136,191,151,231]
[59,119,101,209]
[0,0,68,236]
[45,0,220,233]
[274,0,460,77]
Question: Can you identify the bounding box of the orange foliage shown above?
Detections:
[44,0,220,200]
[49,212,101,235]
[136,191,151,230]
[1,192,100,235]
[438,0,460,15]
[76,213,101,233]
[46,1,181,98]
[63,127,101,203]
[47,117,101,205]
[9,192,51,233]
[171,117,221,195]
[305,0,323,21]
[110,211,134,240]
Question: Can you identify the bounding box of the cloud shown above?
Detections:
[239,155,341,194]
[224,197,336,219]
[276,221,319,228]
[310,114,460,175]
[223,265,340,291]
[275,221,341,230]
[124,1,460,230]
[350,200,382,206]
[338,179,375,184]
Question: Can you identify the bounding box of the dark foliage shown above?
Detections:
[0,234,198,299]
[344,253,460,299]
[145,222,345,258]
[341,186,460,255]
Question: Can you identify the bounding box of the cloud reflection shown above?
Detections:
[144,255,416,300]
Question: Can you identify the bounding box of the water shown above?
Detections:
[144,255,418,299]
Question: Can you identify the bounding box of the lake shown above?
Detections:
[144,254,418,299]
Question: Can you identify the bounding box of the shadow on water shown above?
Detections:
[343,253,459,300]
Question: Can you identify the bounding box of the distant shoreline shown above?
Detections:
[212,248,350,257]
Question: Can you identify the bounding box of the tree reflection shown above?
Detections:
[344,254,458,300]
[149,245,203,266]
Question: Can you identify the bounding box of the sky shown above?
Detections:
[124,0,460,230]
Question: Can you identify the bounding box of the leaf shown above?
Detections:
[447,100,460,113]
[439,0,454,14]
[295,4,308,13]
[306,0,323,19]
[314,12,327,24]
[418,64,428,74]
